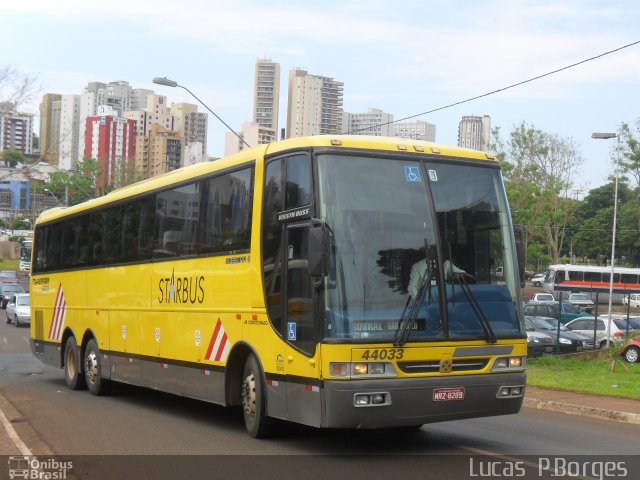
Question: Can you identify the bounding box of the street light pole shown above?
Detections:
[152,76,250,149]
[43,188,61,207]
[592,131,620,348]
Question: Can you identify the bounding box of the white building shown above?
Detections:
[392,120,436,142]
[58,94,80,170]
[253,58,280,134]
[0,110,33,155]
[224,122,276,156]
[342,108,393,136]
[286,69,343,138]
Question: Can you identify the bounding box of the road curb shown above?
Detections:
[523,397,640,425]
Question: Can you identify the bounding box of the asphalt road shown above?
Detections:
[0,310,638,479]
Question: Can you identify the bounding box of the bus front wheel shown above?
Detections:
[64,337,86,390]
[241,354,272,438]
[84,339,109,395]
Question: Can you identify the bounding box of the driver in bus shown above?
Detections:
[408,250,469,298]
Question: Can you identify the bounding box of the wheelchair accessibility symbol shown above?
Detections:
[287,322,297,341]
[404,166,421,182]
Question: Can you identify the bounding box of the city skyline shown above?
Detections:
[2,0,640,190]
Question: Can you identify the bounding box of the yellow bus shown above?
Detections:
[30,135,527,437]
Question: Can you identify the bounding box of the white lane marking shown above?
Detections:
[0,405,32,456]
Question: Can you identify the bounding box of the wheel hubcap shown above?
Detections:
[85,351,99,384]
[626,348,638,363]
[242,372,257,418]
[66,348,76,378]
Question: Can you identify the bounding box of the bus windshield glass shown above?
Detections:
[316,154,522,342]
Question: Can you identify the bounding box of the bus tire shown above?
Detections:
[241,354,272,438]
[64,337,86,391]
[84,339,109,395]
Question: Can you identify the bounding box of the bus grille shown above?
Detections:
[397,358,490,374]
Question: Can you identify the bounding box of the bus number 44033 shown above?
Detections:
[433,387,465,402]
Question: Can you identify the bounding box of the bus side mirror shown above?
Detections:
[309,219,329,277]
[513,226,526,288]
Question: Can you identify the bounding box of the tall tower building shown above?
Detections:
[59,94,81,170]
[39,93,62,163]
[458,115,491,152]
[78,82,106,163]
[286,69,343,138]
[253,58,280,133]
[171,102,208,163]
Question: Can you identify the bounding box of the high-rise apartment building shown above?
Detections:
[253,58,280,133]
[171,102,208,161]
[39,93,62,163]
[0,110,33,155]
[129,88,153,111]
[458,115,491,152]
[342,108,393,136]
[78,82,106,163]
[136,123,183,178]
[59,94,81,170]
[286,69,343,138]
[83,113,136,188]
[392,120,436,142]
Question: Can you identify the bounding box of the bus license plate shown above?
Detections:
[433,387,465,402]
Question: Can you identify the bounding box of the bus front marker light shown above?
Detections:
[509,357,523,368]
[352,363,368,376]
[494,358,509,369]
[369,363,385,375]
[330,362,349,378]
[355,394,370,406]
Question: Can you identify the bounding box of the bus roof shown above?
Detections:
[547,264,640,274]
[34,134,497,226]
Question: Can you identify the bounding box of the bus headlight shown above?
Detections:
[492,356,525,371]
[329,362,397,378]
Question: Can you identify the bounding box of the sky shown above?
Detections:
[2,0,639,192]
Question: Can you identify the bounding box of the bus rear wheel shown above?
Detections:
[64,337,86,390]
[241,354,272,438]
[84,339,109,395]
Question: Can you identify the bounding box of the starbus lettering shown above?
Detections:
[158,274,205,304]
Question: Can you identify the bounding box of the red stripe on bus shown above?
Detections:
[205,319,222,360]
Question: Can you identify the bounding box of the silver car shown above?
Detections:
[565,315,640,347]
[6,293,30,327]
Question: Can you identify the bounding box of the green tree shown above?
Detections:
[491,121,583,264]
[0,148,24,167]
[41,157,101,206]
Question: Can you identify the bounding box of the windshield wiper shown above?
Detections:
[394,248,437,346]
[452,273,497,344]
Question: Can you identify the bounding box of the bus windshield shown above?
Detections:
[317,154,522,342]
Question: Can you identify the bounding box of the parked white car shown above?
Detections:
[622,293,640,308]
[531,273,546,286]
[6,293,30,327]
[529,293,555,303]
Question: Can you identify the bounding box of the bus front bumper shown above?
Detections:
[322,372,526,429]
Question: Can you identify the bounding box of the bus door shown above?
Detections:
[283,222,322,426]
